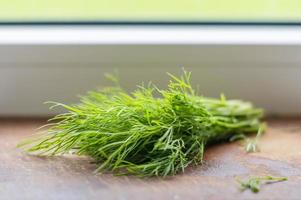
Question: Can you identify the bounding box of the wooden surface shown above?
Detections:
[1,118,301,200]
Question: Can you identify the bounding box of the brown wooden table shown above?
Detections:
[1,118,301,200]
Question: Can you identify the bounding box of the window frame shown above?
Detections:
[0,25,301,116]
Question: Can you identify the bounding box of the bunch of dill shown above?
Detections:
[19,71,264,177]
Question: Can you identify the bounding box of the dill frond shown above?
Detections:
[237,175,288,193]
[245,124,265,153]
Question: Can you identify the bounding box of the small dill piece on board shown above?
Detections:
[237,176,288,193]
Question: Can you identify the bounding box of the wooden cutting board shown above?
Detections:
[1,118,301,200]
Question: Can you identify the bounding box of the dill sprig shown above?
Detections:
[245,124,264,153]
[18,70,264,177]
[237,176,288,193]
[230,124,265,153]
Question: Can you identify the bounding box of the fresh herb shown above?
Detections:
[237,175,288,193]
[245,124,264,153]
[229,124,265,153]
[18,70,264,177]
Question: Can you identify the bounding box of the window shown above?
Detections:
[1,0,301,23]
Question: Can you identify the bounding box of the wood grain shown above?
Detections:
[1,118,301,200]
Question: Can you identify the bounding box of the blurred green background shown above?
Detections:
[1,0,301,22]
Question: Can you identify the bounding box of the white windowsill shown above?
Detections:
[0,26,301,45]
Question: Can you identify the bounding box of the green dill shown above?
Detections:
[229,124,265,153]
[18,70,264,177]
[237,175,288,193]
[245,124,265,153]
